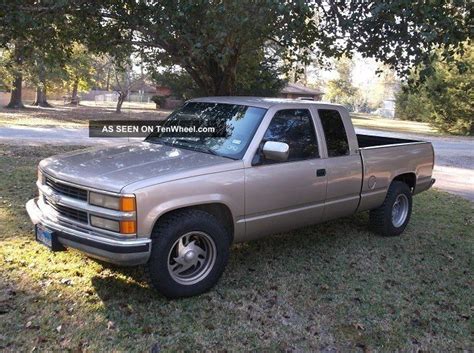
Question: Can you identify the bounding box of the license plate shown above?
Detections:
[35,225,66,251]
[36,224,53,248]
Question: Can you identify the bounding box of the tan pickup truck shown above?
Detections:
[26,97,435,298]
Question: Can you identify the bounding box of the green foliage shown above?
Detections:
[234,51,286,97]
[63,44,96,93]
[152,69,202,101]
[0,49,13,90]
[324,57,361,111]
[122,1,316,95]
[396,45,474,135]
[152,50,286,99]
[150,95,167,107]
[1,1,472,101]
[395,90,433,123]
[328,1,473,81]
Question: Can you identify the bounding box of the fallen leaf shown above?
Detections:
[107,321,115,330]
[60,279,72,286]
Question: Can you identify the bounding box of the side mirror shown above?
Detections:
[262,141,289,162]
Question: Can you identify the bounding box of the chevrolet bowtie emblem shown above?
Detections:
[51,194,61,203]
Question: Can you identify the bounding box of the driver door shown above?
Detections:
[243,108,327,240]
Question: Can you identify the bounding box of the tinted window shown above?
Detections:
[261,109,318,163]
[318,109,350,157]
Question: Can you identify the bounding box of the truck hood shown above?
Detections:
[39,142,237,193]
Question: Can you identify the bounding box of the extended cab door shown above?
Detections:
[314,107,363,221]
[243,107,327,241]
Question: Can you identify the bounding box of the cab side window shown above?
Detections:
[260,109,319,164]
[318,109,350,157]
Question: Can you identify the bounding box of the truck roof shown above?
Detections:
[189,96,344,110]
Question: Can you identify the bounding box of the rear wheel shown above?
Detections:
[370,181,412,236]
[146,209,231,298]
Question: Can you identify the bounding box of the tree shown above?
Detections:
[1,1,472,101]
[4,43,25,108]
[63,45,96,105]
[0,49,13,90]
[90,55,114,91]
[99,1,322,96]
[152,68,201,101]
[324,1,473,80]
[152,48,286,99]
[234,49,286,97]
[25,48,67,107]
[112,61,147,113]
[396,44,473,135]
[95,1,472,96]
[324,57,361,111]
[0,1,101,108]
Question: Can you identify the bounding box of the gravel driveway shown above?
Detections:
[1,125,472,201]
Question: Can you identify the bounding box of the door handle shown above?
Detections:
[316,169,326,177]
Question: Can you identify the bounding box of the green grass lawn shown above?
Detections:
[0,144,472,352]
[351,113,438,136]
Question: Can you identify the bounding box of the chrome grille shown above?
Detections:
[45,177,87,201]
[44,198,88,224]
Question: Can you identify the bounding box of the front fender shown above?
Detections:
[133,170,245,238]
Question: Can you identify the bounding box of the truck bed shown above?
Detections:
[356,134,419,148]
[355,134,435,212]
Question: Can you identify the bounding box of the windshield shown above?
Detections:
[146,102,267,159]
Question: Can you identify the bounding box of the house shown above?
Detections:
[279,82,323,100]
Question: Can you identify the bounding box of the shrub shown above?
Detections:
[396,44,473,135]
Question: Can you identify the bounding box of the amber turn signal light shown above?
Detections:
[120,196,136,212]
[120,220,136,234]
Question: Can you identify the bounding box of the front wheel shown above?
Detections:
[146,209,231,298]
[369,181,413,236]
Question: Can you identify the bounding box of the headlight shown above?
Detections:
[90,215,136,234]
[89,192,136,211]
[90,215,120,232]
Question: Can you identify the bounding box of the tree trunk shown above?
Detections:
[6,45,24,109]
[116,91,127,113]
[184,54,238,96]
[70,78,80,105]
[33,86,48,107]
[106,67,111,91]
[33,69,51,107]
[6,74,24,108]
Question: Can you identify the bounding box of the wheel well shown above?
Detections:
[154,203,234,240]
[393,173,416,191]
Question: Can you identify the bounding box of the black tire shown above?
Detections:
[146,209,231,298]
[369,181,413,236]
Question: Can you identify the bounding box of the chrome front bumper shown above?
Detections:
[26,198,151,266]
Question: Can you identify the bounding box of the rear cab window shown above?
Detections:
[318,109,350,157]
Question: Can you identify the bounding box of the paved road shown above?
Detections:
[0,125,137,145]
[1,125,473,201]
